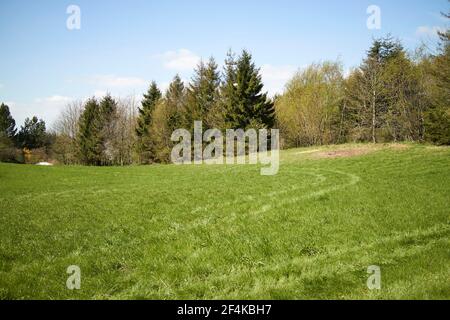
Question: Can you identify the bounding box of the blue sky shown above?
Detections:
[0,0,448,126]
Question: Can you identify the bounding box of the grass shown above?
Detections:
[0,143,449,300]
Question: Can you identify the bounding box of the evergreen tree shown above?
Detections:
[0,103,16,139]
[99,94,119,164]
[149,75,186,163]
[220,50,239,128]
[425,12,450,145]
[368,35,403,62]
[165,74,186,130]
[136,81,161,163]
[16,116,47,149]
[345,37,406,143]
[136,81,162,137]
[77,98,102,165]
[222,50,275,129]
[0,103,18,162]
[185,57,220,130]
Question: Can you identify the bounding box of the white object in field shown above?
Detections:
[35,162,53,166]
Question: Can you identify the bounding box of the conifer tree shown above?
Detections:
[99,94,118,164]
[222,50,275,129]
[16,116,47,149]
[0,103,16,139]
[136,81,162,137]
[185,57,220,130]
[425,12,450,145]
[165,74,185,130]
[220,50,239,129]
[149,75,186,163]
[77,98,102,165]
[136,81,161,163]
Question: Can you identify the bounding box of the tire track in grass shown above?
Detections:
[201,223,450,298]
[190,170,327,215]
[170,169,359,234]
[254,224,450,290]
[250,169,361,215]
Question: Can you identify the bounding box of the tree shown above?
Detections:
[150,75,186,162]
[98,94,119,165]
[0,103,20,162]
[0,103,16,139]
[345,36,405,143]
[424,12,450,145]
[165,74,186,130]
[77,98,102,165]
[222,50,275,129]
[275,61,344,147]
[53,100,83,164]
[382,50,425,141]
[16,116,47,149]
[185,57,221,130]
[114,96,139,165]
[136,81,161,163]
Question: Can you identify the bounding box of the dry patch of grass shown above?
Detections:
[310,144,384,159]
[293,143,412,160]
[313,148,374,159]
[386,143,412,151]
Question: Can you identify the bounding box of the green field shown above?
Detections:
[0,143,449,299]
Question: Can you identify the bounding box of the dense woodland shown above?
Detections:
[1,28,449,165]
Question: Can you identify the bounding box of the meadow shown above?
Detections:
[0,143,449,299]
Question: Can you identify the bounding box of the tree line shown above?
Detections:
[276,32,449,148]
[0,30,449,165]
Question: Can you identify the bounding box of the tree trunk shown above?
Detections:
[372,90,376,143]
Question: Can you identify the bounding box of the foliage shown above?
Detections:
[16,116,47,150]
[77,98,102,165]
[136,82,162,163]
[149,75,186,163]
[275,61,344,147]
[0,103,16,139]
[185,57,221,130]
[222,50,275,129]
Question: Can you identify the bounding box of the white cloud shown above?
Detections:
[93,90,108,98]
[260,64,297,96]
[35,95,72,104]
[154,49,201,71]
[88,75,146,88]
[416,26,445,38]
[8,95,73,128]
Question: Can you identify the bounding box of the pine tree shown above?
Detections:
[136,81,161,163]
[136,81,162,137]
[346,37,405,143]
[0,103,16,139]
[16,116,47,149]
[222,50,275,129]
[425,11,450,145]
[185,57,220,130]
[0,103,18,162]
[165,74,185,131]
[98,94,118,164]
[77,98,102,165]
[149,75,186,163]
[220,50,239,129]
